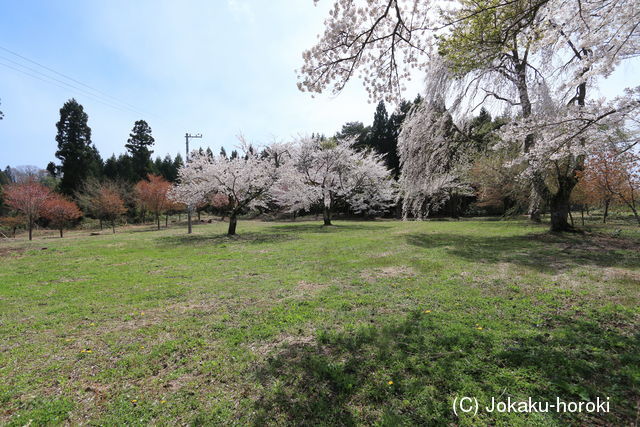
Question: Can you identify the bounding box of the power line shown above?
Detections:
[0,45,158,118]
[0,57,147,116]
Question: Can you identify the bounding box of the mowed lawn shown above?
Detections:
[0,219,639,426]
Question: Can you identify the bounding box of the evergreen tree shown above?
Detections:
[220,147,227,158]
[172,154,184,177]
[385,100,413,176]
[55,98,102,195]
[157,154,179,182]
[336,121,370,149]
[205,147,214,158]
[103,155,119,180]
[125,120,155,181]
[153,156,164,176]
[46,162,57,178]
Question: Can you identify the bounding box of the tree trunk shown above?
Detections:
[323,205,332,226]
[156,213,160,230]
[528,187,543,222]
[568,209,574,228]
[197,210,201,221]
[28,219,33,241]
[187,210,193,234]
[112,220,116,234]
[549,177,576,232]
[603,200,610,224]
[323,191,332,226]
[99,218,103,230]
[165,214,168,228]
[580,207,585,226]
[228,214,238,235]
[60,228,64,238]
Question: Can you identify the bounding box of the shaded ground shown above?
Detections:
[0,219,638,425]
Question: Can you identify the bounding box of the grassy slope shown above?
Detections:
[0,219,638,426]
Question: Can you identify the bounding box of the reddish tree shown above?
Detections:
[135,174,171,230]
[3,180,51,240]
[42,194,83,237]
[579,149,640,225]
[209,192,230,220]
[100,189,126,233]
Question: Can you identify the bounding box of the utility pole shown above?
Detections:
[185,133,202,162]
[184,132,202,234]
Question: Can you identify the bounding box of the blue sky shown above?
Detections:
[0,1,637,169]
[0,0,393,168]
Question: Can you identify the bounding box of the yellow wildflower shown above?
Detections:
[387,380,393,385]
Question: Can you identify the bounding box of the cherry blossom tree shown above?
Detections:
[171,144,280,235]
[272,137,396,225]
[301,0,640,231]
[135,174,171,230]
[3,179,51,240]
[42,194,82,237]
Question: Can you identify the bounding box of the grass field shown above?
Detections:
[1,218,639,425]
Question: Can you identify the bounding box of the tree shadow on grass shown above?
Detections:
[268,222,392,234]
[406,232,640,273]
[250,311,639,425]
[155,232,298,248]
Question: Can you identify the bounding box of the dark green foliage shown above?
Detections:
[339,98,419,178]
[45,162,57,178]
[152,154,182,182]
[55,99,102,195]
[466,107,507,152]
[220,147,227,158]
[336,121,370,149]
[103,154,135,182]
[125,120,155,181]
[385,100,414,176]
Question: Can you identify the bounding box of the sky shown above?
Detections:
[0,1,637,169]
[0,0,412,169]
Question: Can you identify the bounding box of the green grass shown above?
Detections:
[0,218,638,425]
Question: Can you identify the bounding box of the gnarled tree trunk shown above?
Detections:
[549,176,577,232]
[228,213,238,235]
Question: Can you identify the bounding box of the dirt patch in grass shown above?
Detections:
[360,266,417,281]
[0,245,28,257]
[249,332,316,356]
[295,281,326,293]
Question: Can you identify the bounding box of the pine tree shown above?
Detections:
[125,120,155,181]
[384,100,414,177]
[336,121,370,149]
[55,99,102,195]
[103,155,119,180]
[172,154,184,178]
[220,147,227,158]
